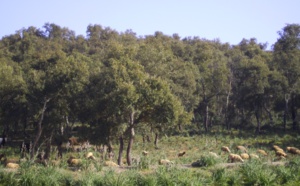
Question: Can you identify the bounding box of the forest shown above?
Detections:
[0,23,300,167]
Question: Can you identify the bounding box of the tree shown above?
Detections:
[273,24,300,130]
[89,56,185,165]
[191,40,230,132]
[137,33,199,115]
[230,39,270,132]
[0,25,89,158]
[0,60,27,134]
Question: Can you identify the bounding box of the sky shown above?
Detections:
[0,0,299,50]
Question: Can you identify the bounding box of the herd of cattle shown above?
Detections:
[0,136,117,169]
[219,144,300,163]
[1,134,300,169]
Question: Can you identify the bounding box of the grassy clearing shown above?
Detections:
[1,132,300,185]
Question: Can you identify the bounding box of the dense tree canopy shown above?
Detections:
[1,23,300,162]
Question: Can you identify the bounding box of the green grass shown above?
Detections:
[1,132,300,185]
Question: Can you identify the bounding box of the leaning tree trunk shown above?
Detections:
[30,98,50,159]
[117,136,124,166]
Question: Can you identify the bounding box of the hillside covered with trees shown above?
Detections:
[0,23,300,164]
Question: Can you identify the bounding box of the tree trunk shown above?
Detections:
[255,109,261,134]
[126,111,135,166]
[292,106,297,131]
[263,104,274,126]
[225,81,231,130]
[178,123,182,131]
[154,133,159,147]
[204,104,209,132]
[283,94,289,132]
[201,80,208,133]
[57,139,63,159]
[30,98,50,159]
[44,131,53,160]
[146,135,151,143]
[117,136,124,166]
[126,127,134,166]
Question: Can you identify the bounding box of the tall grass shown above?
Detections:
[0,171,19,186]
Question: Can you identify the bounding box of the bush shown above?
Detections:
[191,155,220,167]
[239,161,276,186]
[138,156,150,170]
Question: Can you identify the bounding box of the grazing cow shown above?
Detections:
[68,137,79,146]
[257,149,268,156]
[86,152,96,160]
[236,146,248,153]
[228,153,244,163]
[159,159,173,165]
[286,147,300,154]
[104,160,119,167]
[142,151,149,156]
[178,151,186,157]
[67,156,82,166]
[6,162,20,169]
[221,146,231,153]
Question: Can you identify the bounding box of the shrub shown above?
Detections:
[191,155,220,167]
[138,156,150,170]
[239,161,276,186]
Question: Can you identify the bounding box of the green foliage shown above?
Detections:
[2,24,300,184]
[138,156,150,170]
[211,168,236,186]
[191,155,221,167]
[239,160,277,186]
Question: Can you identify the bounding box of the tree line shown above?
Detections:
[0,23,299,165]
